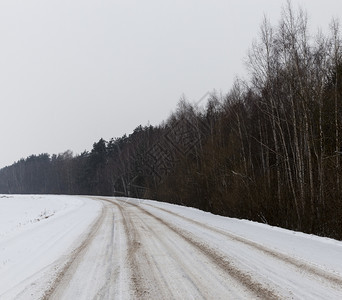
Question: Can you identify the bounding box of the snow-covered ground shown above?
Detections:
[0,195,101,299]
[1,195,342,299]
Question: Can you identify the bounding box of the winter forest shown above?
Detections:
[1,5,342,239]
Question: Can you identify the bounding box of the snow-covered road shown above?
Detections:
[1,195,342,299]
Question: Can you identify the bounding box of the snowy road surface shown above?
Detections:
[1,195,342,299]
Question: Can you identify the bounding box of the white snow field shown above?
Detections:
[1,195,342,299]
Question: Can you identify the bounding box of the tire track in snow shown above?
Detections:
[129,205,266,299]
[41,202,106,300]
[101,198,184,299]
[144,203,342,289]
[107,199,148,299]
[47,199,134,300]
[110,199,278,300]
[98,197,160,299]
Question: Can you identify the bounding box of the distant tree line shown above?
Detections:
[1,4,342,239]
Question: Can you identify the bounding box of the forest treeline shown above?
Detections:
[1,5,342,239]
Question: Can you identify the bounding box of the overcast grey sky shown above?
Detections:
[1,0,341,168]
